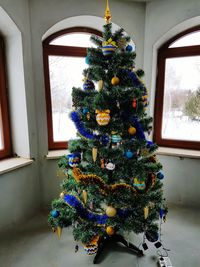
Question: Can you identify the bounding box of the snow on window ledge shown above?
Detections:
[0,157,34,175]
[156,147,200,159]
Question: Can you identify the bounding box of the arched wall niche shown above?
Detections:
[0,7,30,158]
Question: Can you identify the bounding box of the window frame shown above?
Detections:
[0,36,12,159]
[43,27,102,150]
[154,25,200,150]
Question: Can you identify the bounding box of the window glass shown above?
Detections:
[50,33,98,47]
[49,55,87,141]
[169,31,200,48]
[162,56,200,141]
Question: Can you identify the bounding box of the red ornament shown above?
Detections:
[132,98,137,109]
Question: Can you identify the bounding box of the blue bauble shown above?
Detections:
[85,56,90,64]
[99,135,110,145]
[83,80,95,91]
[83,107,89,115]
[68,153,81,167]
[157,172,164,180]
[146,230,159,243]
[125,150,134,159]
[159,208,165,219]
[126,45,133,52]
[51,210,60,218]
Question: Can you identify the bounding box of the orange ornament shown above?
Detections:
[111,76,120,85]
[128,126,137,135]
[106,226,115,235]
[96,110,111,126]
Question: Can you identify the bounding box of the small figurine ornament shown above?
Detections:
[105,161,115,171]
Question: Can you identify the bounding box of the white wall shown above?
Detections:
[0,0,40,229]
[144,0,200,207]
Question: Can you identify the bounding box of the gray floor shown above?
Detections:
[0,206,200,267]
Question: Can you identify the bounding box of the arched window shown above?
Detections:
[43,27,102,150]
[0,36,12,159]
[154,26,200,150]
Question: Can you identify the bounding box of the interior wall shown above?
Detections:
[144,0,200,207]
[0,0,40,229]
[29,0,146,207]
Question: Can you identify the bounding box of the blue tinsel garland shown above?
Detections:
[64,194,131,225]
[70,111,97,139]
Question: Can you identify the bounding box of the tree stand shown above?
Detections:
[93,234,144,264]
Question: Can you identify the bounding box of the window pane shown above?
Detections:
[49,56,87,141]
[169,31,200,48]
[162,56,200,141]
[50,33,98,47]
[0,107,4,150]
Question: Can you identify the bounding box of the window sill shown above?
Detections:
[156,147,200,159]
[46,150,68,160]
[0,157,34,175]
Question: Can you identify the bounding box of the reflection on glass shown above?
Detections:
[49,56,87,141]
[162,56,200,141]
[169,31,200,48]
[0,107,4,150]
[50,33,98,47]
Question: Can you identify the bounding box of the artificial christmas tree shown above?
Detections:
[48,0,167,263]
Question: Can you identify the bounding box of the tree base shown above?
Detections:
[93,234,144,264]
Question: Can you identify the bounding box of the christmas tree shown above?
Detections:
[48,1,167,263]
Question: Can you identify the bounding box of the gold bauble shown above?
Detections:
[106,206,117,217]
[106,226,115,235]
[111,76,120,85]
[128,126,136,135]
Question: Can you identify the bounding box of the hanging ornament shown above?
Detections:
[128,126,137,135]
[125,150,134,159]
[142,94,148,107]
[144,206,149,219]
[106,206,117,217]
[89,201,94,210]
[159,208,165,219]
[111,134,122,144]
[68,153,81,167]
[92,147,98,162]
[60,192,65,199]
[145,230,159,243]
[106,226,115,236]
[82,190,88,204]
[99,135,110,145]
[118,38,127,51]
[86,112,90,120]
[111,76,120,85]
[100,159,105,169]
[140,148,149,157]
[105,161,115,171]
[98,80,104,91]
[157,172,164,180]
[56,226,62,239]
[51,210,60,218]
[82,107,89,115]
[132,98,137,109]
[133,178,146,190]
[126,45,133,52]
[85,56,90,64]
[83,79,95,91]
[96,109,110,126]
[83,236,99,255]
